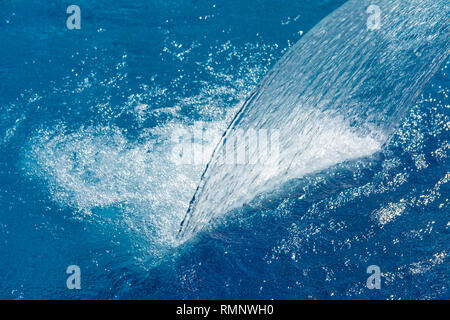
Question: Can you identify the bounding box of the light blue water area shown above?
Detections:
[0,0,449,299]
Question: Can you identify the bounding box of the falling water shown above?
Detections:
[178,0,449,241]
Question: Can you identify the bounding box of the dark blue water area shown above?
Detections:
[0,0,448,299]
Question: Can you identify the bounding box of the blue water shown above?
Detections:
[0,0,449,299]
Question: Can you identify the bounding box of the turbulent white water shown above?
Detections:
[24,120,230,252]
[22,37,273,254]
[178,0,450,241]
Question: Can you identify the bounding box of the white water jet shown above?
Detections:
[178,0,449,241]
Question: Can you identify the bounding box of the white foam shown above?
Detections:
[24,121,226,251]
[181,116,383,238]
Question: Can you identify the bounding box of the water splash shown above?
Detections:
[178,0,450,241]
